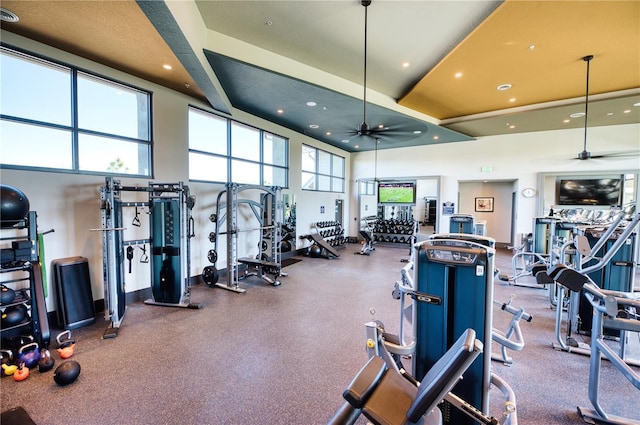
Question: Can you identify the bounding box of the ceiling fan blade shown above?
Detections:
[572,149,640,160]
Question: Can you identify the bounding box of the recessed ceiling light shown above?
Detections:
[413,130,422,134]
[509,125,515,129]
[563,119,570,123]
[529,44,536,51]
[276,109,283,114]
[354,145,360,149]
[325,131,332,136]
[265,20,273,26]
[634,102,640,107]
[607,112,614,116]
[623,109,631,114]
[497,84,512,91]
[509,98,516,103]
[433,135,439,140]
[402,62,410,68]
[306,101,317,107]
[163,64,172,70]
[570,112,585,118]
[342,139,350,143]
[454,72,463,78]
[309,124,319,129]
[0,8,19,23]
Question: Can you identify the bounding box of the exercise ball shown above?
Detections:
[280,240,292,252]
[308,243,322,258]
[0,185,30,228]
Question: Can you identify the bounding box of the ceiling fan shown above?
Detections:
[573,55,638,161]
[346,0,424,144]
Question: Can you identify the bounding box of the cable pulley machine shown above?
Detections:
[98,177,201,339]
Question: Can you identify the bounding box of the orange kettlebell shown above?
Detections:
[13,363,29,381]
[56,330,76,359]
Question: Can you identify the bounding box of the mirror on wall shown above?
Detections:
[282,193,296,252]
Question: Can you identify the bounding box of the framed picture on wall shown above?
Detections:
[475,197,494,212]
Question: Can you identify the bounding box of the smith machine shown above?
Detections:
[99,177,201,338]
[204,184,285,293]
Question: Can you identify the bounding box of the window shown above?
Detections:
[301,144,344,193]
[0,46,152,176]
[188,107,288,187]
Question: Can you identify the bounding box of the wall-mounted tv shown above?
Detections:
[377,181,416,205]
[557,177,623,206]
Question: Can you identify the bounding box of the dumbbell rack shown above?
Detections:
[372,219,418,245]
[314,221,345,249]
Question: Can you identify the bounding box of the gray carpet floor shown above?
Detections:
[1,242,638,424]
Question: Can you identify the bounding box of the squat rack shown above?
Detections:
[207,183,285,293]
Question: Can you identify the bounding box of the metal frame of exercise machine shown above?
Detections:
[578,282,640,425]
[550,205,639,357]
[209,183,285,293]
[98,177,199,339]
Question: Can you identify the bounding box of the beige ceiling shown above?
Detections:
[1,0,639,141]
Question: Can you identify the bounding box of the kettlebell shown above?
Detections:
[1,304,27,327]
[1,349,14,377]
[13,362,29,381]
[0,284,15,305]
[56,330,76,359]
[38,349,55,373]
[17,342,40,369]
[53,360,81,386]
[1,363,18,376]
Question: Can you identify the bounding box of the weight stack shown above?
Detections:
[52,256,96,330]
[413,238,494,425]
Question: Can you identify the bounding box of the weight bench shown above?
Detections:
[327,328,482,425]
[237,257,283,286]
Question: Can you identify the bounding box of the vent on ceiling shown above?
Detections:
[0,8,19,23]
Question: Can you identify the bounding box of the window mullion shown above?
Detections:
[71,68,79,171]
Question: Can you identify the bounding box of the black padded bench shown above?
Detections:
[327,328,482,425]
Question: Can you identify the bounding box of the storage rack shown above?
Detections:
[314,221,346,249]
[372,218,418,245]
[0,211,50,348]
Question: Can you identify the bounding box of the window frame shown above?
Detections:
[301,144,345,193]
[0,44,153,178]
[188,106,289,188]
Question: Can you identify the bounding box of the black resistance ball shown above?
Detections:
[53,361,81,386]
[0,185,30,228]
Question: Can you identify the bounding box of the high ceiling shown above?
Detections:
[1,0,639,154]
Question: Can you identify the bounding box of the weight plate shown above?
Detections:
[207,249,218,264]
[202,266,219,286]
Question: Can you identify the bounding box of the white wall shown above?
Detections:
[458,181,514,244]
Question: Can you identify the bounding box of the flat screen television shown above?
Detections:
[557,177,622,206]
[377,182,416,205]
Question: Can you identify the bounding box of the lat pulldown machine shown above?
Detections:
[99,177,200,339]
